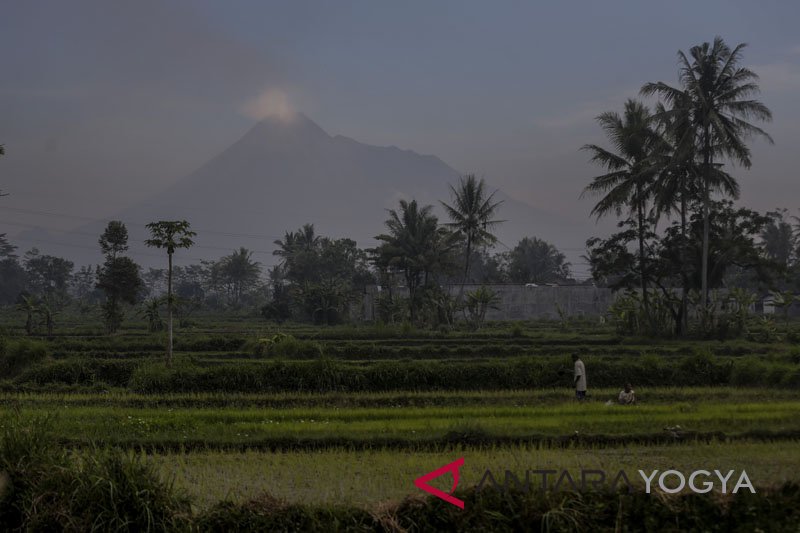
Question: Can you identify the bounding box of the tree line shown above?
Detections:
[0,173,577,334]
[582,36,796,337]
[2,36,795,339]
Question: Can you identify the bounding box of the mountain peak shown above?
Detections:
[246,111,330,142]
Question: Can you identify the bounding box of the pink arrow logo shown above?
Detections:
[413,457,465,509]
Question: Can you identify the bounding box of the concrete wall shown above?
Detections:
[362,284,615,321]
[362,285,787,322]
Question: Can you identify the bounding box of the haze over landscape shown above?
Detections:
[2,1,799,276]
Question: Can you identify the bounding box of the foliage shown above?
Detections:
[274,225,373,323]
[583,99,662,320]
[642,37,773,308]
[210,247,262,307]
[0,238,26,305]
[373,199,459,323]
[145,220,196,365]
[14,295,39,336]
[246,334,323,359]
[440,174,503,284]
[96,256,144,333]
[0,337,47,376]
[98,220,129,259]
[464,286,500,329]
[141,298,165,332]
[23,248,74,302]
[0,414,191,531]
[504,236,571,284]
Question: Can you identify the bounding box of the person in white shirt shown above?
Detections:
[618,383,636,405]
[572,353,587,400]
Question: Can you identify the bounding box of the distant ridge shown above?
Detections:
[14,113,580,267]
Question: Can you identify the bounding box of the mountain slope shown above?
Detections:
[14,113,583,267]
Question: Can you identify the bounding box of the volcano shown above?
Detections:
[14,112,581,268]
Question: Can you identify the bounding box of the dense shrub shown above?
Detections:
[244,334,323,359]
[1,417,799,531]
[0,338,48,376]
[196,494,375,532]
[0,415,190,531]
[125,355,799,394]
[15,358,139,387]
[196,485,800,532]
[174,334,245,352]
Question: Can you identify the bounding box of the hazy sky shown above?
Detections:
[2,0,799,276]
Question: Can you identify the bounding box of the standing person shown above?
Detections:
[572,353,587,400]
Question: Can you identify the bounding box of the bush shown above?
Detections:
[0,415,190,531]
[730,357,769,387]
[194,485,800,532]
[0,338,48,376]
[15,358,139,387]
[121,353,800,394]
[245,334,323,359]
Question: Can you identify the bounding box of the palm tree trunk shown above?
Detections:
[457,238,472,308]
[701,137,711,310]
[637,190,649,322]
[167,250,173,366]
[679,178,688,336]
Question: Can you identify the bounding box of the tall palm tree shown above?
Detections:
[374,199,454,321]
[440,174,503,288]
[649,94,738,334]
[582,99,662,317]
[145,220,196,366]
[642,36,773,307]
[216,247,261,306]
[273,224,319,268]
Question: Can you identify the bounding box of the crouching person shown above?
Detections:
[618,383,636,405]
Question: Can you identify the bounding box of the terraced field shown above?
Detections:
[1,314,800,529]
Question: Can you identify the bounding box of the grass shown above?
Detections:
[3,391,800,449]
[150,440,800,509]
[1,386,797,408]
[3,312,800,528]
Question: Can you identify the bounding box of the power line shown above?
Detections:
[0,205,286,241]
[0,219,278,256]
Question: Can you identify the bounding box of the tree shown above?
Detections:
[142,268,166,297]
[273,225,374,323]
[16,295,38,336]
[588,203,776,337]
[23,249,74,302]
[582,99,662,318]
[38,298,57,337]
[648,93,739,335]
[0,236,26,305]
[211,247,261,307]
[262,265,292,323]
[505,237,571,284]
[440,175,503,287]
[0,234,15,258]
[373,199,458,322]
[0,143,5,197]
[464,286,501,329]
[141,298,165,333]
[761,209,795,271]
[642,37,773,308]
[72,265,100,305]
[145,221,196,365]
[98,221,129,260]
[465,250,507,284]
[96,222,142,333]
[96,256,143,333]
